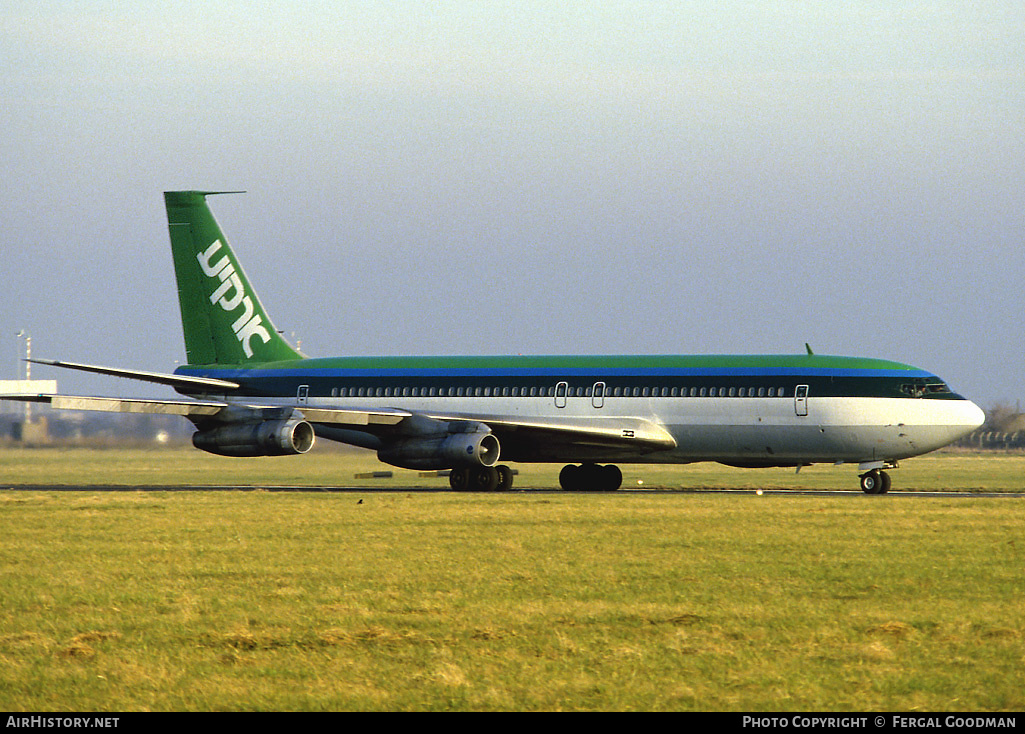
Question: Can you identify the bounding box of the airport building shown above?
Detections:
[0,379,57,444]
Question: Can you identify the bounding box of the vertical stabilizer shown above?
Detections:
[164,191,303,366]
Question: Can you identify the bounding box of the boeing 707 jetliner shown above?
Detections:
[7,192,985,493]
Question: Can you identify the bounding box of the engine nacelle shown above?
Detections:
[192,419,315,457]
[378,427,500,470]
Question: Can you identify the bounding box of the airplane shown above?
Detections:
[6,191,985,494]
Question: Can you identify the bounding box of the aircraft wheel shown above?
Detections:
[602,464,623,491]
[878,470,891,494]
[860,469,886,494]
[559,464,622,491]
[472,466,501,492]
[580,463,603,490]
[559,464,581,491]
[449,467,471,491]
[496,465,514,491]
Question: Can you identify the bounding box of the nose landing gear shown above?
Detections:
[859,468,891,494]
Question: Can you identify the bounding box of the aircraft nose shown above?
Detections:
[966,400,986,431]
[948,399,986,440]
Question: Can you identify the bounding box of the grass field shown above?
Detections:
[1,448,1023,711]
[2,445,1025,492]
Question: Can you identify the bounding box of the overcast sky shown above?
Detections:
[2,2,1023,408]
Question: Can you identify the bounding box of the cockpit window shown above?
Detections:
[901,380,951,397]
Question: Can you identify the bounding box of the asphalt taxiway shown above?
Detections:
[2,484,1024,497]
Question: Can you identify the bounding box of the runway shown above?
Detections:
[3,484,1024,497]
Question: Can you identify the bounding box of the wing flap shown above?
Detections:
[299,407,408,427]
[50,395,225,417]
[3,392,409,428]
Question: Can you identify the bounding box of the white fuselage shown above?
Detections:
[238,390,985,467]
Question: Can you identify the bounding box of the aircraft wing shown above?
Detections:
[292,402,676,454]
[2,393,409,428]
[302,406,677,460]
[8,359,406,427]
[5,389,674,457]
[424,412,678,456]
[5,393,226,417]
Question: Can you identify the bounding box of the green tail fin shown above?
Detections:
[164,191,303,366]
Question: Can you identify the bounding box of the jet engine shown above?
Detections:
[192,418,315,457]
[377,421,500,470]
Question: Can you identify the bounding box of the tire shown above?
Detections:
[878,470,891,494]
[496,465,514,491]
[449,467,471,491]
[472,466,500,492]
[559,464,581,491]
[602,464,623,491]
[559,464,621,491]
[860,470,881,494]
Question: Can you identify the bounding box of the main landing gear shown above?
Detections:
[859,469,891,495]
[559,463,623,492]
[447,463,624,491]
[449,465,514,492]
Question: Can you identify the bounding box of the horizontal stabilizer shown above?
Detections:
[28,359,239,390]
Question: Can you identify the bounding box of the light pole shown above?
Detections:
[16,330,31,424]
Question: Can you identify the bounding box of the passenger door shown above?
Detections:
[555,381,568,409]
[794,384,809,416]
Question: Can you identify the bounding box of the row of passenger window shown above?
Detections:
[326,385,791,398]
[606,385,788,398]
[329,386,552,398]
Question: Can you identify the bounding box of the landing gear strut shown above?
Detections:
[859,469,891,495]
[559,463,623,491]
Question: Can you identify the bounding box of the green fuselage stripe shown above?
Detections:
[182,353,928,374]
